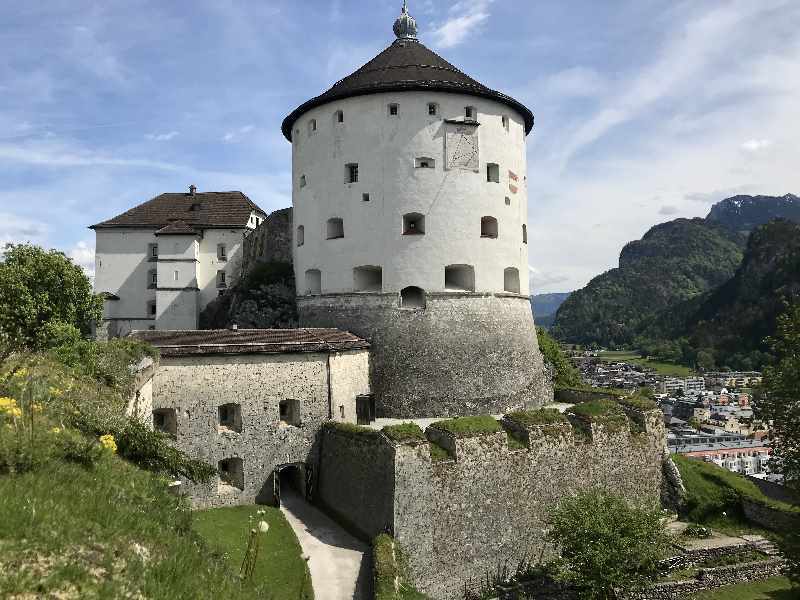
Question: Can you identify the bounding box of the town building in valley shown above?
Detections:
[91,187,266,337]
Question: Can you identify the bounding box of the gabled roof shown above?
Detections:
[154,220,199,236]
[281,38,534,141]
[129,328,369,357]
[90,191,265,230]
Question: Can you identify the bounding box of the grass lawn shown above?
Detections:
[193,505,313,600]
[597,350,695,376]
[689,576,796,599]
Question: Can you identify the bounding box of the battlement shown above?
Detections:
[317,404,666,599]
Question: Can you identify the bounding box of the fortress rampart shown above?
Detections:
[317,406,666,600]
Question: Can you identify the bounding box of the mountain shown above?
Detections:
[707,193,800,234]
[551,219,746,347]
[684,219,800,370]
[551,193,800,349]
[532,292,571,329]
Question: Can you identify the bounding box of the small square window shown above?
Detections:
[218,403,242,433]
[279,399,301,426]
[428,103,438,116]
[465,106,476,120]
[153,408,177,437]
[148,243,158,261]
[388,103,399,116]
[362,193,370,202]
[217,244,227,261]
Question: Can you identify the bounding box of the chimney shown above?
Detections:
[189,184,196,196]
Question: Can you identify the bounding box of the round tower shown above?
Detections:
[282,3,552,417]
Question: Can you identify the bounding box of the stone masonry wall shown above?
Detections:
[299,292,552,418]
[318,408,665,600]
[152,351,367,508]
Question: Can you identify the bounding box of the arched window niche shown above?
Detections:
[305,269,321,295]
[504,267,520,294]
[326,218,344,239]
[481,216,498,239]
[400,286,425,309]
[445,264,475,292]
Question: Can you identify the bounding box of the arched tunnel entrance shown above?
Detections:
[258,462,308,507]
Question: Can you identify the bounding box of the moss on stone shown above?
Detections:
[430,415,501,438]
[502,423,527,450]
[506,408,568,428]
[617,395,658,411]
[324,421,380,440]
[429,441,452,462]
[382,423,425,443]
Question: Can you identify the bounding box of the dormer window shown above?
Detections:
[388,103,399,116]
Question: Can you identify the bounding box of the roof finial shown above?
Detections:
[393,1,417,40]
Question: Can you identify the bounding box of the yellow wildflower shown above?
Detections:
[12,368,28,379]
[8,407,21,418]
[32,403,43,413]
[50,427,61,434]
[99,434,117,453]
[0,397,19,415]
[49,387,63,397]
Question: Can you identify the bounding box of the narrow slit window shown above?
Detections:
[505,196,511,206]
[427,103,438,116]
[148,243,158,260]
[147,269,157,288]
[522,224,528,244]
[217,243,227,260]
[388,103,399,116]
[487,163,500,183]
[326,217,344,239]
[335,110,344,123]
[465,106,476,120]
[300,175,307,188]
[216,269,227,288]
[147,300,156,316]
[173,270,179,282]
[308,119,317,135]
[297,225,305,247]
[502,115,509,131]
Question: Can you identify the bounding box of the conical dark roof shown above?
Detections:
[281,38,533,141]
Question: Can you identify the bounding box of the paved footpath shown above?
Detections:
[280,488,369,600]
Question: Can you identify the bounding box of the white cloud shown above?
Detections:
[740,138,772,152]
[528,265,570,289]
[145,131,179,141]
[0,141,181,171]
[0,213,49,249]
[68,239,95,279]
[658,205,679,215]
[429,0,492,48]
[545,67,606,98]
[222,124,255,143]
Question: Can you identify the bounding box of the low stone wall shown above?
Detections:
[554,387,625,404]
[663,543,756,571]
[627,558,786,600]
[742,498,800,532]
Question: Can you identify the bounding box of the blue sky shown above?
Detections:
[1,0,798,293]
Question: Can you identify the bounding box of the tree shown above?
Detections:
[0,244,101,353]
[536,327,581,389]
[757,302,800,585]
[546,489,669,600]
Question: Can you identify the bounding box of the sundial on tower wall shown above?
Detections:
[445,121,479,171]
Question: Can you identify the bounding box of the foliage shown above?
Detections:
[0,452,281,599]
[505,408,568,427]
[568,399,629,430]
[617,395,658,411]
[682,523,712,539]
[551,218,745,348]
[193,505,313,599]
[545,490,670,600]
[501,423,527,449]
[687,576,795,599]
[536,327,581,388]
[757,302,800,584]
[382,422,426,443]
[430,415,501,438]
[672,455,799,525]
[0,244,102,353]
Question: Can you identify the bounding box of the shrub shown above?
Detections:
[382,423,425,443]
[323,421,380,440]
[547,490,670,599]
[429,442,451,462]
[568,399,630,433]
[617,395,658,411]
[682,523,712,539]
[430,415,501,438]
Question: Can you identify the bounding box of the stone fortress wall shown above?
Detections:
[317,406,666,600]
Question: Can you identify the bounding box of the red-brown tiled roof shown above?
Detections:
[129,328,369,357]
[90,191,265,230]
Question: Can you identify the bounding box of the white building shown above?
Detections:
[91,187,266,336]
[282,3,551,417]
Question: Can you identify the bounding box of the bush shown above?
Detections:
[617,395,658,411]
[547,490,670,599]
[683,523,712,539]
[430,415,501,438]
[568,399,630,433]
[429,442,451,462]
[323,421,380,440]
[382,423,425,443]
